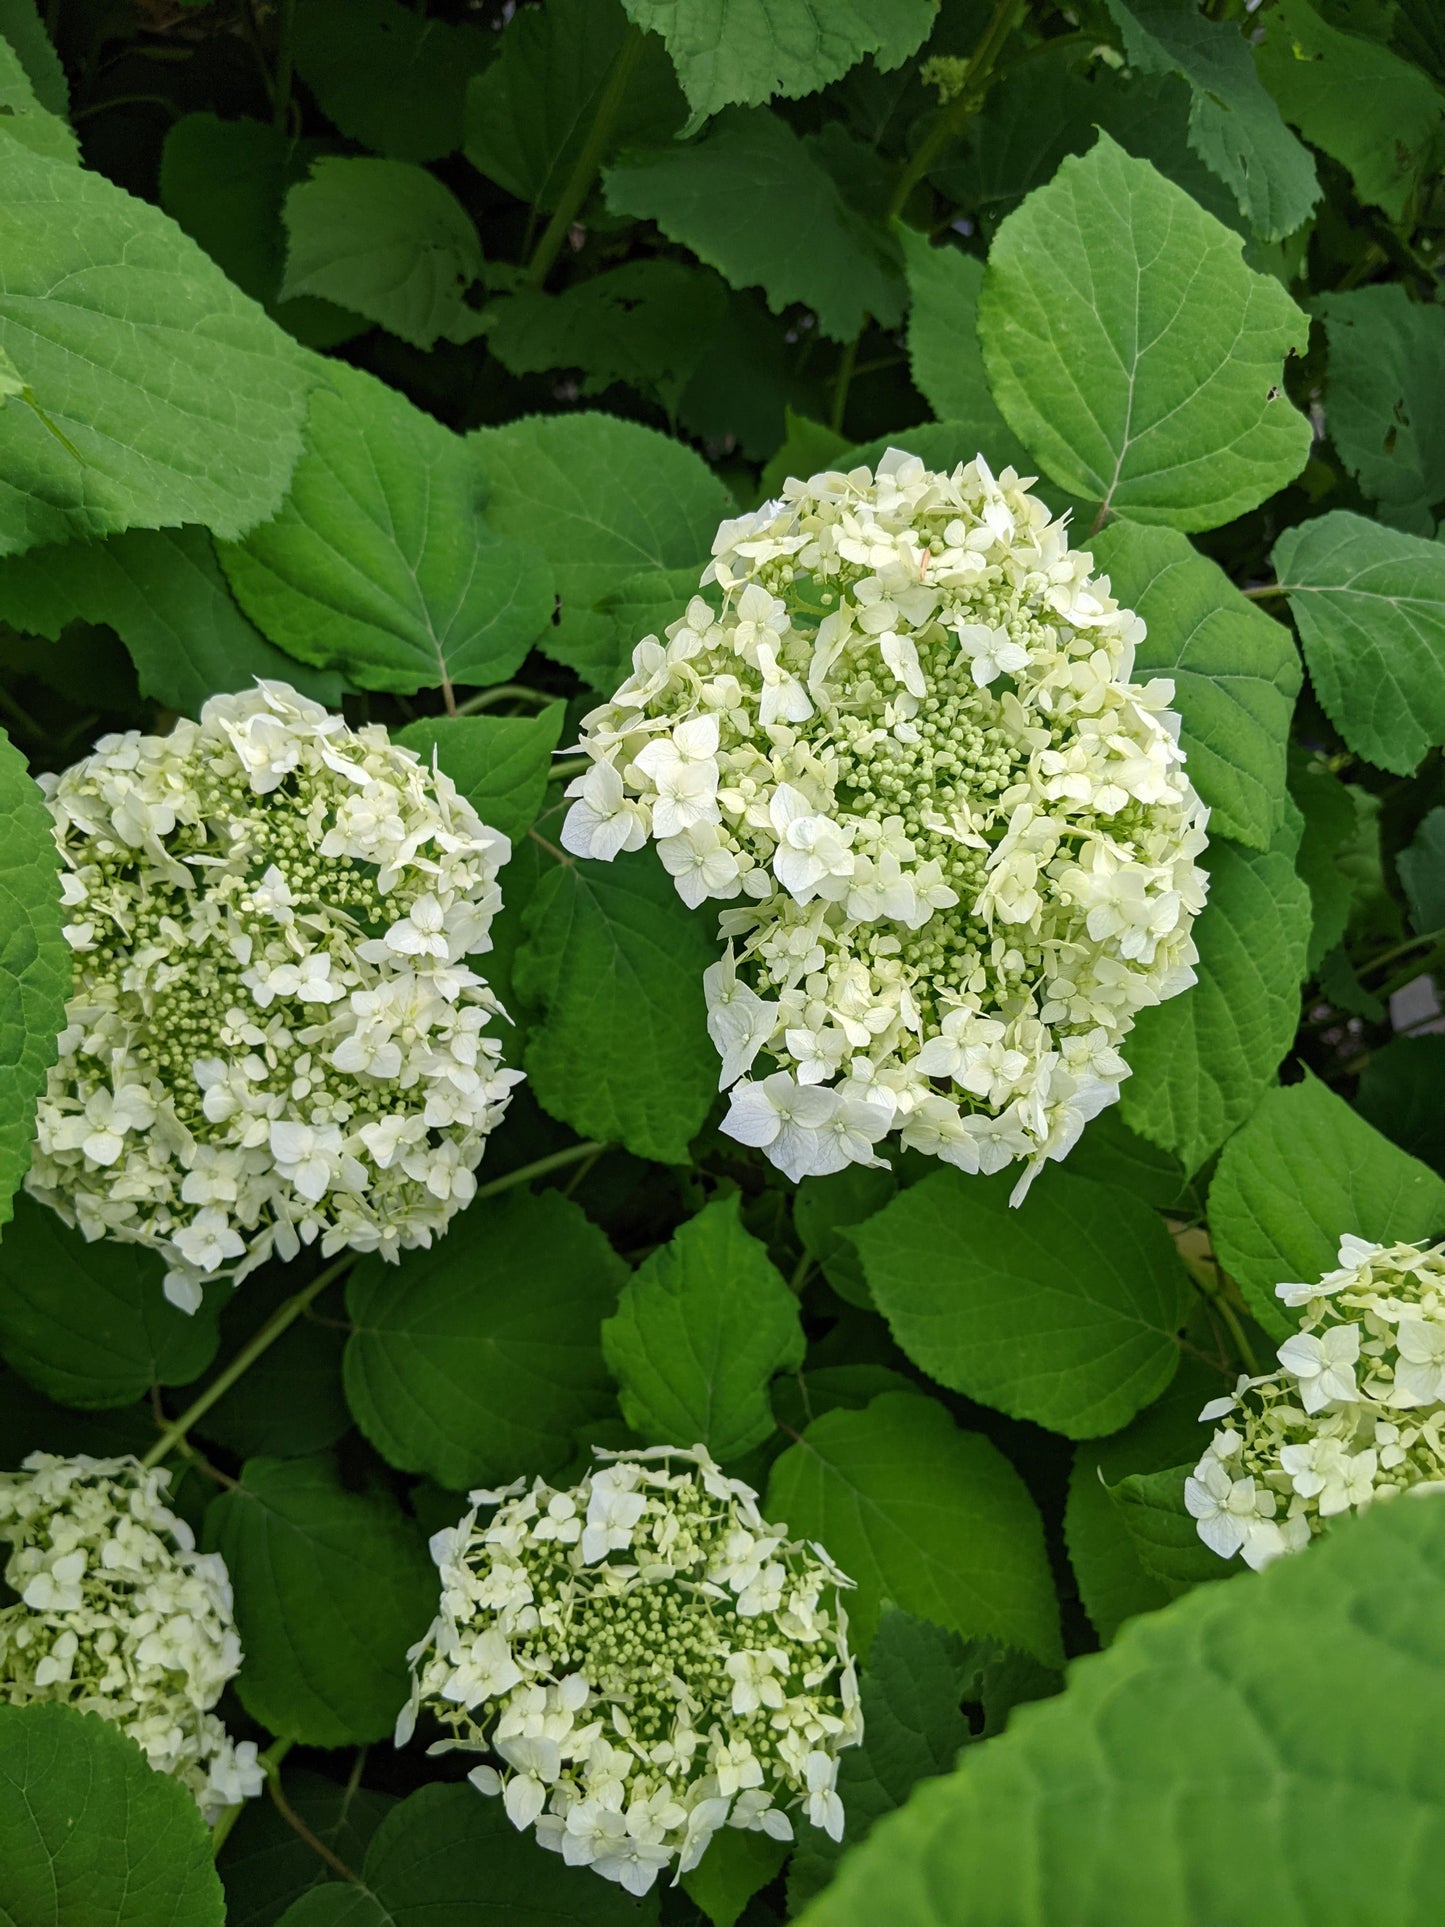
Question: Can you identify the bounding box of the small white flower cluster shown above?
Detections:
[28,682,522,1311]
[0,1453,260,1822]
[398,1445,861,1897]
[1187,1236,1445,1570]
[562,451,1207,1199]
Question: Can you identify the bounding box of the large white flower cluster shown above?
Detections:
[27,681,521,1311]
[562,451,1207,1198]
[0,1453,261,1822]
[398,1444,861,1896]
[1187,1236,1445,1570]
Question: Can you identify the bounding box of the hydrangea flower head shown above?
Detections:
[0,1453,260,1822]
[398,1444,861,1896]
[562,451,1208,1198]
[1188,1237,1445,1570]
[27,682,522,1310]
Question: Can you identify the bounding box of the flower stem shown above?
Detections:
[1241,582,1285,601]
[455,684,555,716]
[475,1140,606,1199]
[524,24,643,290]
[210,1736,291,1857]
[265,1741,363,1883]
[885,0,1026,223]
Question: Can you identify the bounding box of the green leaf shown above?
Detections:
[0,1,68,116]
[794,1164,896,1309]
[514,854,718,1165]
[978,133,1311,529]
[0,145,316,557]
[1398,806,1445,935]
[0,29,76,163]
[850,1168,1188,1439]
[1290,753,1360,972]
[280,158,483,351]
[1106,1461,1230,1593]
[765,1391,1062,1664]
[464,0,683,211]
[205,1454,435,1747]
[1256,0,1444,222]
[1272,510,1445,776]
[554,565,715,695]
[1356,1036,1445,1180]
[604,108,904,342]
[681,1827,788,1927]
[759,407,851,502]
[1089,520,1300,850]
[0,722,65,1233]
[1208,1072,1445,1338]
[220,361,553,697]
[486,260,727,411]
[0,1702,224,1925]
[395,705,565,847]
[899,231,1012,435]
[276,1783,657,1926]
[1120,825,1311,1172]
[1102,0,1319,239]
[795,1493,1445,1927]
[1317,285,1445,536]
[1063,1108,1190,1213]
[219,1767,396,1927]
[602,1193,804,1461]
[0,525,346,716]
[292,0,491,163]
[191,1271,350,1463]
[470,411,732,679]
[619,0,934,120]
[344,1189,627,1491]
[0,1194,218,1409]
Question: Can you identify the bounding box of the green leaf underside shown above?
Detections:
[766,1391,1063,1665]
[1273,510,1445,776]
[395,705,565,848]
[979,134,1311,529]
[513,854,719,1165]
[0,1702,224,1925]
[797,1495,1445,1927]
[852,1167,1188,1439]
[1091,519,1300,850]
[0,723,66,1232]
[1120,825,1311,1172]
[602,1192,804,1462]
[0,144,316,557]
[220,361,553,696]
[1208,1073,1445,1338]
[344,1189,627,1491]
[205,1454,435,1746]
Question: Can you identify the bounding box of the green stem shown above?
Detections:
[524,25,643,290]
[885,0,1027,222]
[1357,927,1445,981]
[142,1254,354,1471]
[829,333,860,436]
[1241,582,1285,601]
[211,1737,291,1857]
[475,1140,606,1199]
[271,0,296,137]
[455,684,555,716]
[547,755,593,784]
[265,1741,363,1884]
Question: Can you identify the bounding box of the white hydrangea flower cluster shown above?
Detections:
[1187,1236,1445,1570]
[397,1444,861,1897]
[0,1453,261,1822]
[27,681,522,1311]
[562,451,1207,1199]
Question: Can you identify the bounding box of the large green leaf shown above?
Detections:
[796,1493,1445,1927]
[0,145,316,557]
[205,1454,435,1747]
[765,1391,1062,1664]
[1317,286,1445,537]
[1272,510,1445,777]
[0,723,65,1233]
[275,1784,655,1926]
[851,1168,1188,1439]
[292,0,491,163]
[1102,0,1318,240]
[343,1189,627,1492]
[280,159,482,351]
[513,853,718,1165]
[1256,0,1444,222]
[1106,1460,1227,1595]
[220,1768,396,1927]
[464,0,683,211]
[601,1193,804,1461]
[1208,1073,1445,1339]
[219,361,553,698]
[978,133,1311,530]
[1119,825,1311,1172]
[469,411,732,682]
[395,705,564,847]
[0,525,345,716]
[604,108,904,342]
[1090,519,1300,850]
[619,0,935,120]
[0,1195,218,1409]
[0,1702,224,1925]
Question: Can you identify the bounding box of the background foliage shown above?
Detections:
[0,0,1443,1920]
